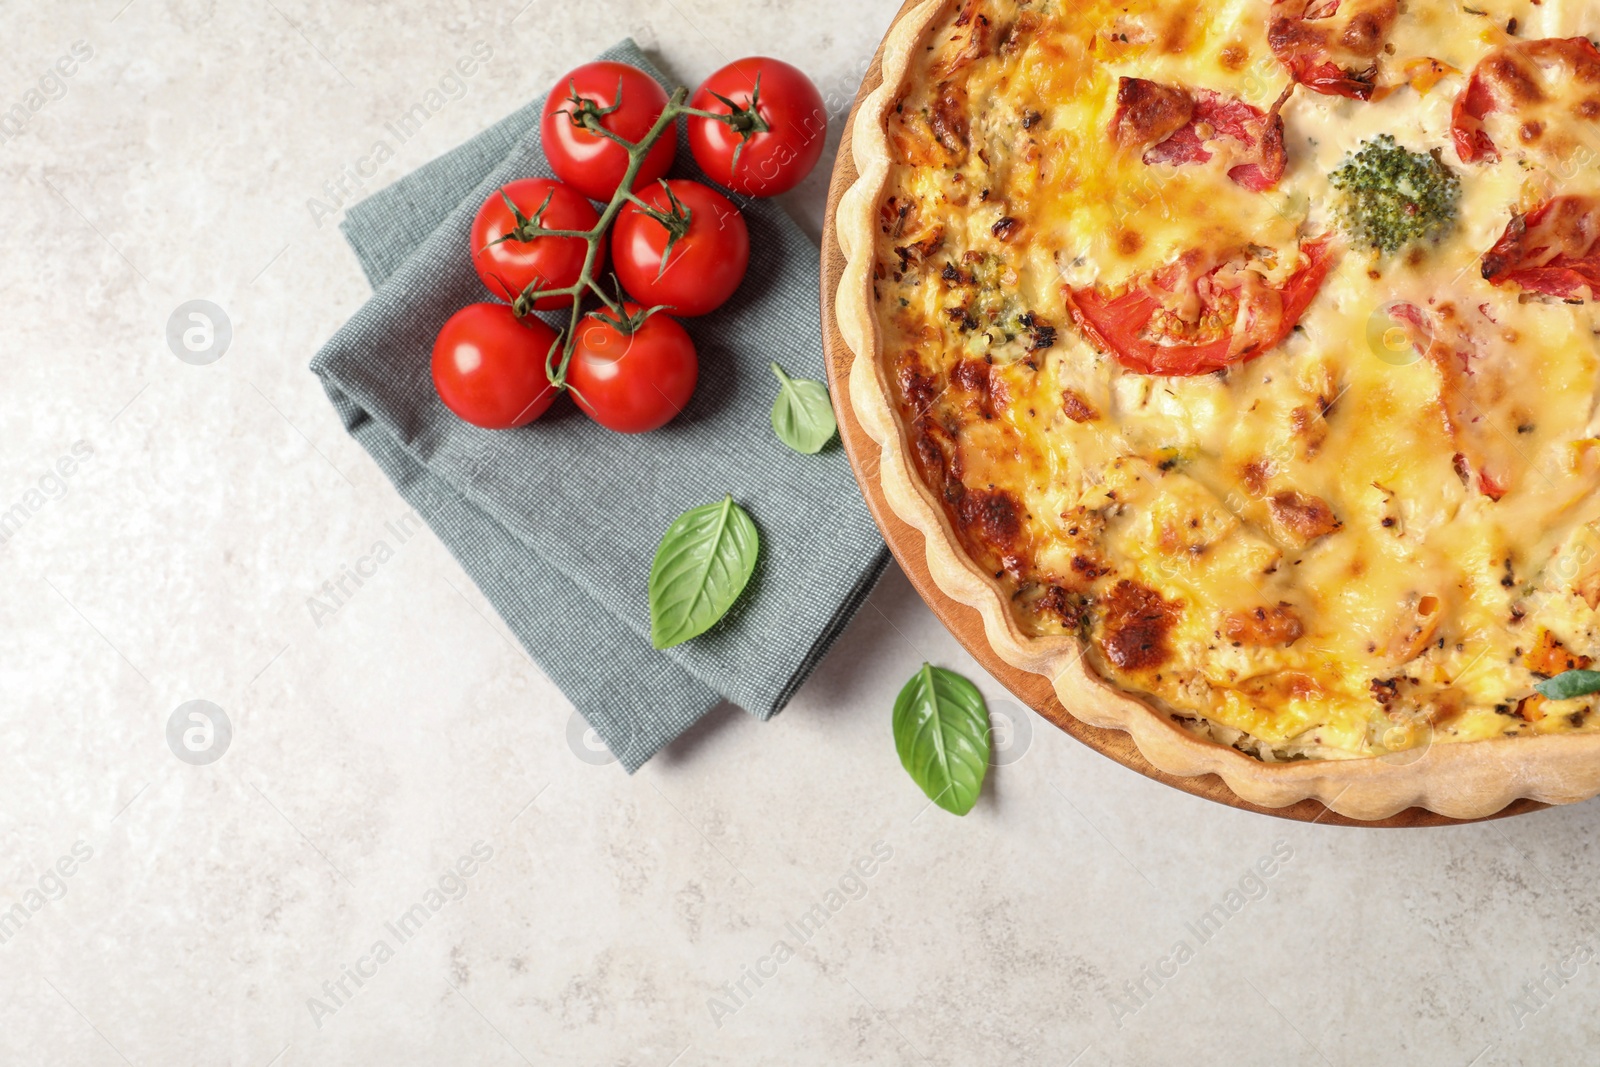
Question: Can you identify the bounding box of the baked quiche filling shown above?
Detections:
[873,0,1600,759]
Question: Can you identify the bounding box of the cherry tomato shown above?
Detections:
[540,61,676,203]
[469,178,599,309]
[687,57,827,197]
[565,304,698,433]
[432,303,560,429]
[611,180,750,317]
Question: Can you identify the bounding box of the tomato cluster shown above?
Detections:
[432,57,827,434]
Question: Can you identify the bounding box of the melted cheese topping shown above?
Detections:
[875,0,1600,759]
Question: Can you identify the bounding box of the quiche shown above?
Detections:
[835,0,1600,817]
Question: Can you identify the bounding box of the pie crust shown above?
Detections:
[832,0,1600,819]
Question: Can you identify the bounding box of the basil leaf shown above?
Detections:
[892,664,991,815]
[649,496,760,650]
[769,363,837,454]
[1535,669,1600,701]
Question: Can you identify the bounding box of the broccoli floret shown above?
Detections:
[1329,135,1461,255]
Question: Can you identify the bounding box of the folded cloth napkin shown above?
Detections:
[310,39,889,771]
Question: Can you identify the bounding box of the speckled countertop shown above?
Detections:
[3,2,1599,1064]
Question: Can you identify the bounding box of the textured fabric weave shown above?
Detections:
[310,40,888,771]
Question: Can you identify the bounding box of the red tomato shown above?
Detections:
[1067,238,1333,376]
[687,57,826,197]
[1481,196,1600,301]
[1451,37,1600,164]
[565,304,698,433]
[1268,0,1397,100]
[1117,83,1287,192]
[611,180,750,316]
[540,61,676,203]
[432,303,560,430]
[469,178,599,309]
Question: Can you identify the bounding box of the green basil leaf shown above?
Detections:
[649,496,760,650]
[770,363,837,454]
[1535,669,1600,701]
[892,663,991,815]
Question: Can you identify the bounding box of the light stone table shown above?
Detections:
[3,2,1598,1064]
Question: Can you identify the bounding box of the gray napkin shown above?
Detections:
[310,40,888,771]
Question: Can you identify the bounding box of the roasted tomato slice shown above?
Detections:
[1452,37,1600,164]
[1482,196,1600,301]
[1112,78,1289,191]
[1267,0,1398,100]
[1066,238,1333,376]
[1385,303,1516,500]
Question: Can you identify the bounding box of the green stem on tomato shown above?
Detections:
[523,282,583,299]
[676,106,732,123]
[508,228,595,241]
[585,276,623,314]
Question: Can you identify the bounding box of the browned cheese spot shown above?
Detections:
[1061,388,1100,423]
[1269,490,1342,544]
[1099,579,1182,671]
[1111,77,1194,149]
[957,487,1024,553]
[1223,604,1306,646]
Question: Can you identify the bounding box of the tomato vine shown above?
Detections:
[499,83,754,391]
